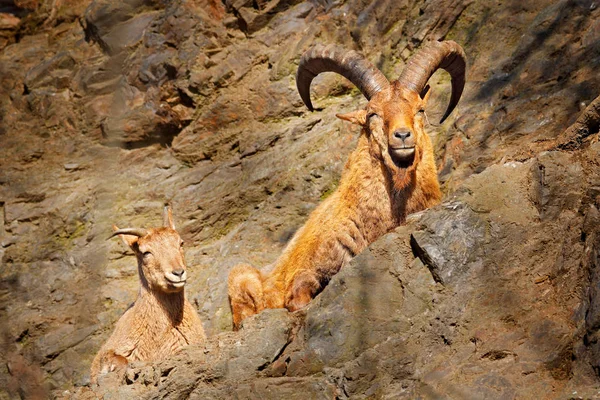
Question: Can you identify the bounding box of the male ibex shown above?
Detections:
[91,206,205,383]
[228,40,466,329]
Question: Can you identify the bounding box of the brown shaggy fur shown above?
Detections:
[228,84,443,330]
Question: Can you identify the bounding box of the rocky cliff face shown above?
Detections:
[1,0,600,398]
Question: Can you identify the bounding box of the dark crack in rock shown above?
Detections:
[410,202,487,285]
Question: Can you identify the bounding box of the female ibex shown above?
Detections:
[91,206,205,383]
[228,40,466,329]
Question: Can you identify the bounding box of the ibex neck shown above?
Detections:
[137,284,186,326]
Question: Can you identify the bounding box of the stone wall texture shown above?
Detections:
[2,0,600,398]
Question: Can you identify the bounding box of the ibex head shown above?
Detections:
[109,206,187,293]
[296,41,466,190]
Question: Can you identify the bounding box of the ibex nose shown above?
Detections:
[394,130,411,141]
[172,269,185,278]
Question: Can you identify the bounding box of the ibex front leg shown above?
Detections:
[228,263,265,330]
[285,270,321,312]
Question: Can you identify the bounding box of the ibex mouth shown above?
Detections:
[166,278,186,288]
[390,146,414,154]
[390,146,415,160]
[389,147,415,169]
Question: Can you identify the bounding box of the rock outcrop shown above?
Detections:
[1,0,600,398]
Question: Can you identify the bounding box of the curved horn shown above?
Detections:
[108,228,149,240]
[296,44,390,111]
[396,40,467,123]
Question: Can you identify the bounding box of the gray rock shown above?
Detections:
[83,0,157,55]
[24,52,77,91]
[410,201,487,285]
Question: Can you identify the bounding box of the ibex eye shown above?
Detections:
[143,251,152,258]
[180,241,184,247]
[367,112,379,120]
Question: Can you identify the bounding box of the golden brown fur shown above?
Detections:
[228,84,443,330]
[91,207,206,384]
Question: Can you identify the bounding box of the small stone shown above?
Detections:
[64,163,80,171]
[0,13,20,30]
[125,368,138,385]
[1,236,16,247]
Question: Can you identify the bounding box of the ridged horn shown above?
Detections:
[163,205,175,229]
[396,40,467,123]
[108,228,149,240]
[296,44,390,111]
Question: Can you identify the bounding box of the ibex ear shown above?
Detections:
[113,225,139,249]
[163,205,175,230]
[336,109,367,126]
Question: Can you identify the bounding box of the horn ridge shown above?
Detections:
[296,44,390,111]
[108,228,149,240]
[397,40,467,123]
